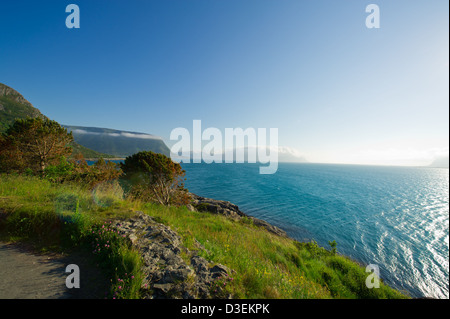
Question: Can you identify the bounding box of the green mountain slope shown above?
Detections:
[0,83,46,133]
[63,125,171,158]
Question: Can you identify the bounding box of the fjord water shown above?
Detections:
[181,162,449,299]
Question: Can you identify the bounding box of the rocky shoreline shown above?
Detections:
[189,194,288,238]
[111,193,288,299]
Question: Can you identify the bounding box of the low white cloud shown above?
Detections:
[71,129,161,140]
[120,132,161,140]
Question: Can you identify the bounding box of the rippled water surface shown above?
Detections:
[181,162,449,298]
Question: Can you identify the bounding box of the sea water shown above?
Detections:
[181,162,449,299]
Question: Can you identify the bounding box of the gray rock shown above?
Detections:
[112,211,234,299]
[191,193,288,238]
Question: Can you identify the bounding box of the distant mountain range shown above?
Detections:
[0,83,170,159]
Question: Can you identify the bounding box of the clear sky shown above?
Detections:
[1,0,448,166]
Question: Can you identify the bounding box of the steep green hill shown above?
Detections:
[0,83,46,133]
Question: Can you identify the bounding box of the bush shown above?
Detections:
[69,154,122,188]
[44,156,74,183]
[121,151,190,206]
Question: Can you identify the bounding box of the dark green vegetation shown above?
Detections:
[0,117,74,173]
[121,151,189,205]
[69,141,115,160]
[63,125,171,158]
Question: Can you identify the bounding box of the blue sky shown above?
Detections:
[1,0,448,165]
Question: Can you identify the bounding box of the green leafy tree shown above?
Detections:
[121,151,189,206]
[0,118,73,174]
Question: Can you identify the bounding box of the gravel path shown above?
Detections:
[0,242,110,299]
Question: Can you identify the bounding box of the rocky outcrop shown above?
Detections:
[0,83,34,108]
[191,194,288,238]
[109,193,288,298]
[112,212,233,299]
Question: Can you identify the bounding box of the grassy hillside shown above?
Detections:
[0,174,408,299]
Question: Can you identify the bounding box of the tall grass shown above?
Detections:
[132,202,408,299]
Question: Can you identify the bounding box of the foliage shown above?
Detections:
[121,151,190,206]
[87,221,143,299]
[211,273,235,298]
[0,117,73,175]
[328,240,337,255]
[68,153,122,188]
[69,141,115,159]
[44,156,75,183]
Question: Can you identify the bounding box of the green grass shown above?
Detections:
[0,174,409,299]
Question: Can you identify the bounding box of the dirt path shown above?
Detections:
[0,242,110,299]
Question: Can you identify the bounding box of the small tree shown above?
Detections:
[1,118,73,175]
[121,151,189,206]
[0,134,27,173]
[69,153,122,188]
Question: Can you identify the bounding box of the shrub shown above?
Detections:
[44,156,75,183]
[69,154,122,188]
[121,151,190,206]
